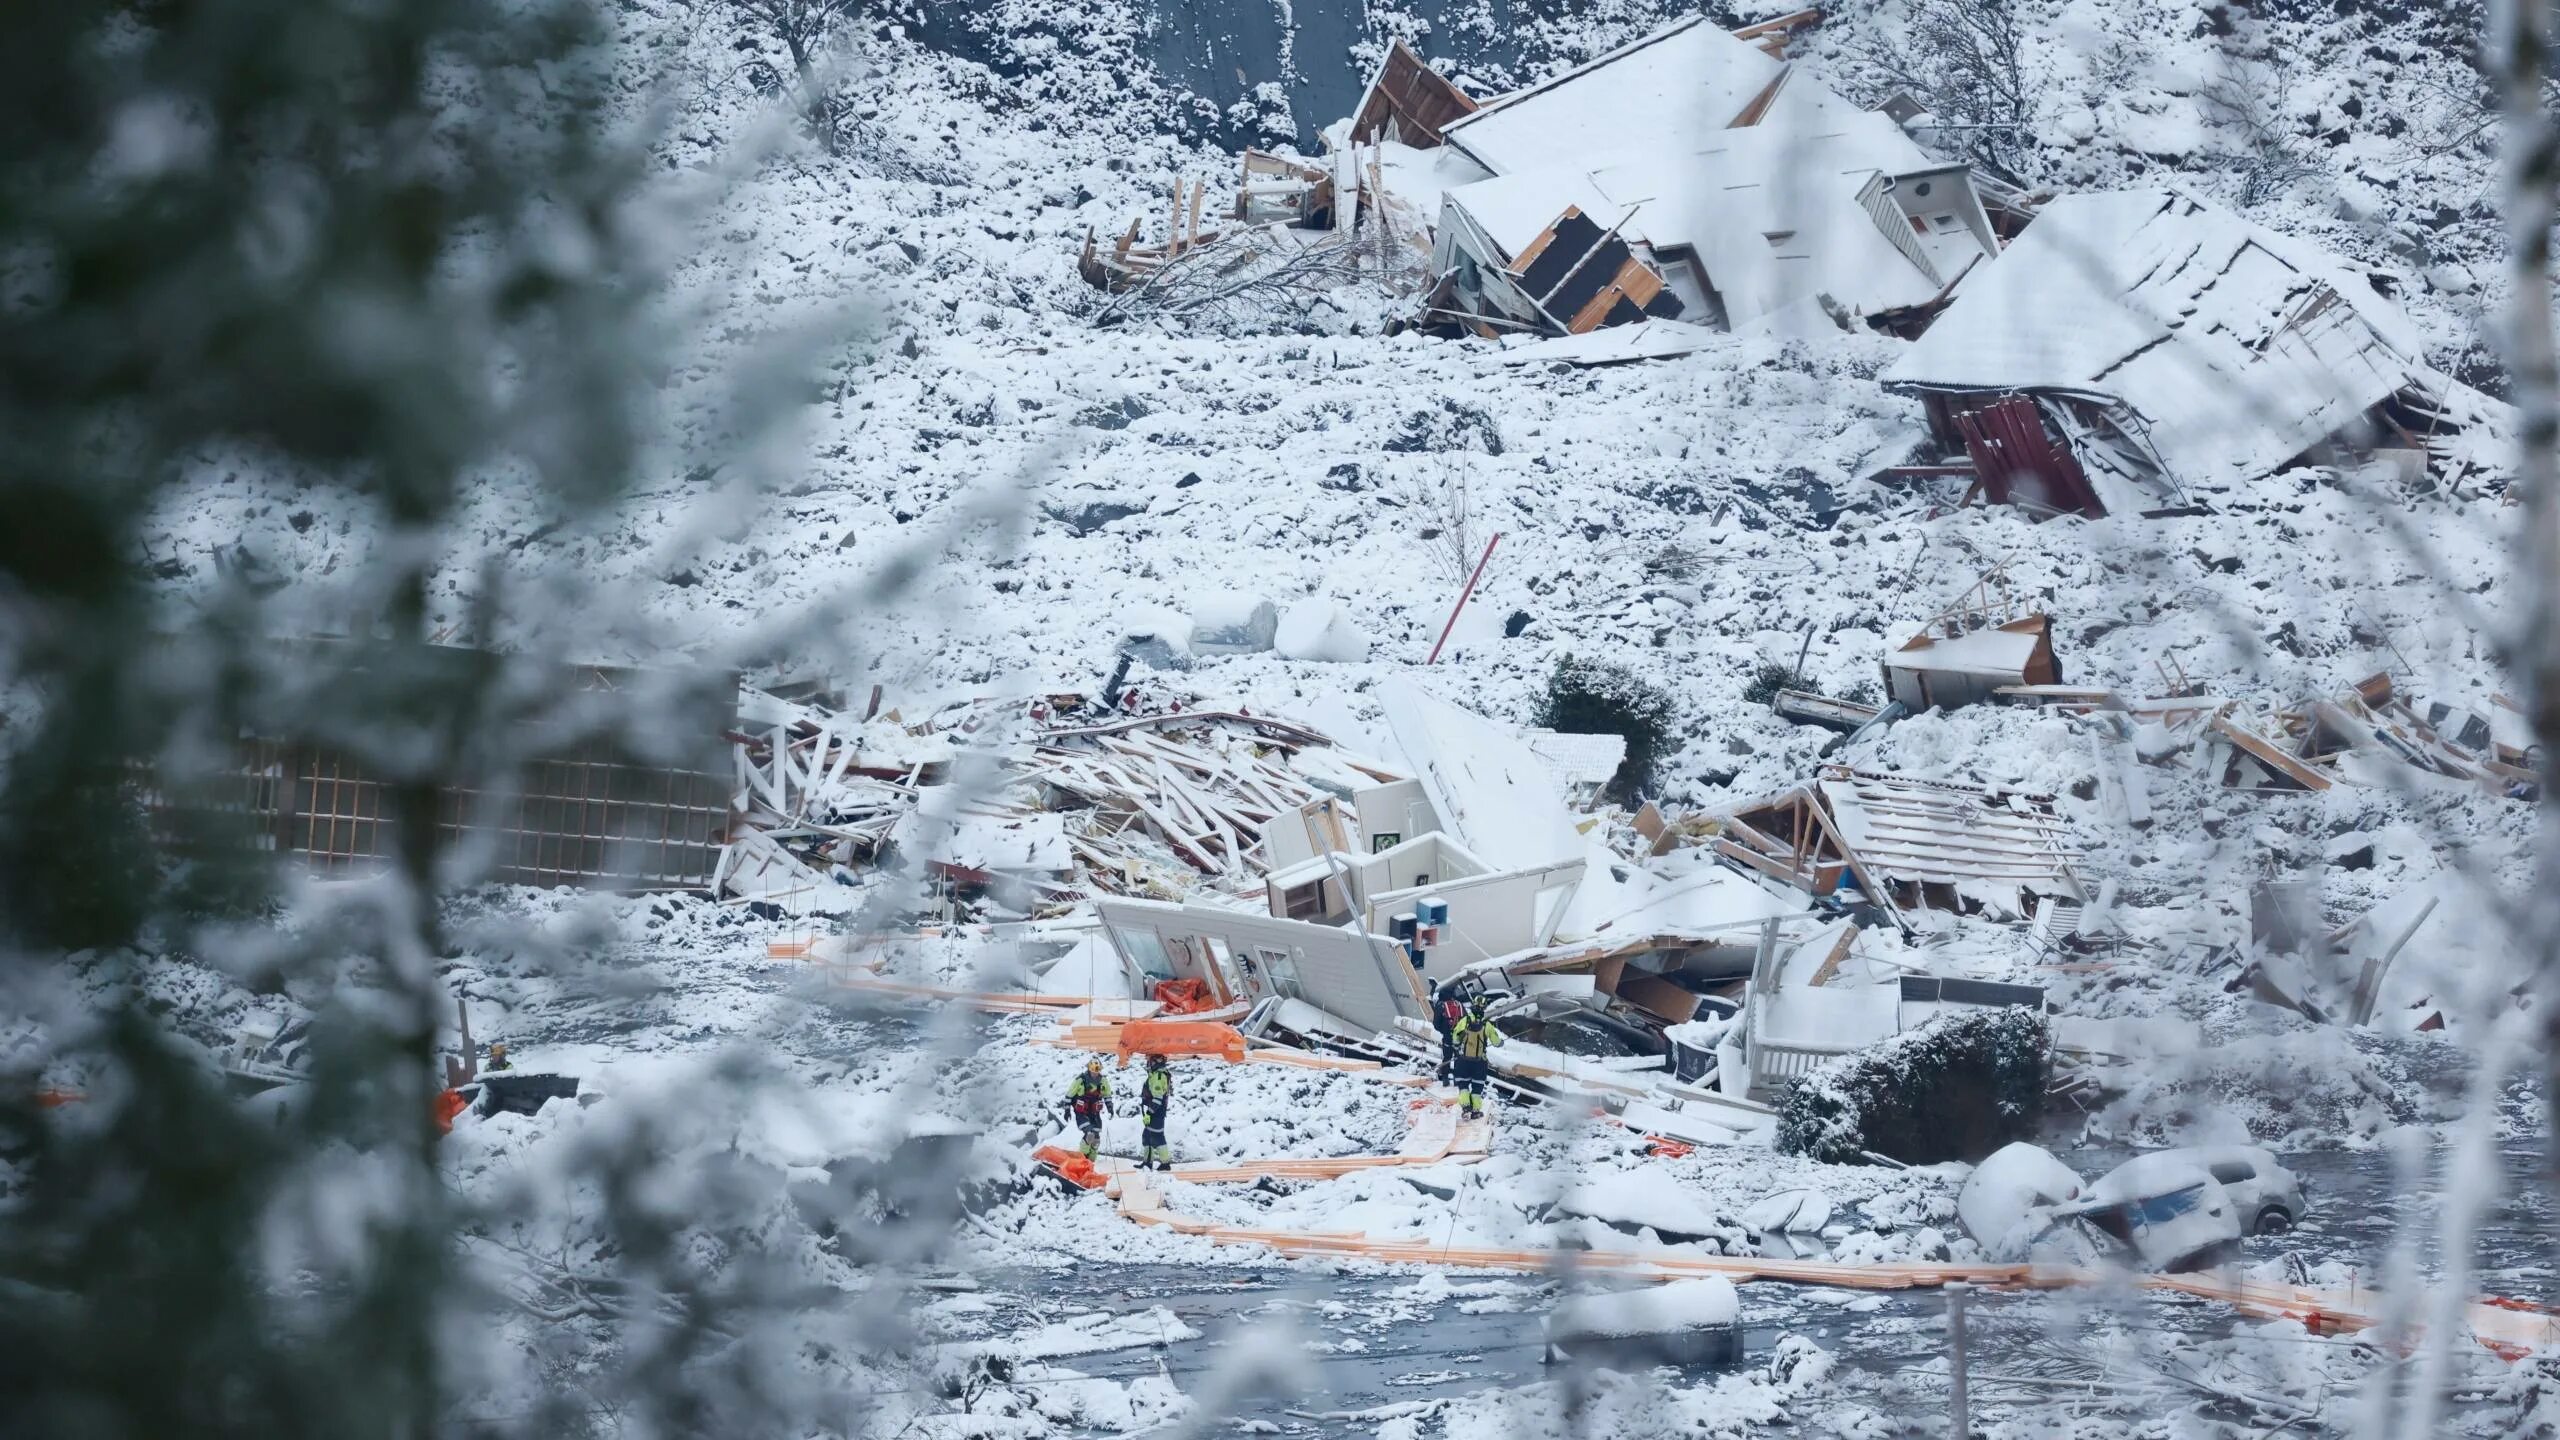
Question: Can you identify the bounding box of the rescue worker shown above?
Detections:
[1430,986,1465,1085]
[1139,1054,1174,1171]
[1450,998,1503,1118]
[1063,1058,1112,1159]
[485,1041,512,1072]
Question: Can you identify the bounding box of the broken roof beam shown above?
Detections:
[1349,38,1479,147]
[1730,7,1823,55]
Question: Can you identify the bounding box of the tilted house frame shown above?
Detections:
[1882,189,2511,514]
[1429,89,1998,336]
[1095,896,1431,1038]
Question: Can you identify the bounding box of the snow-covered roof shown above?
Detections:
[1818,768,2082,913]
[1439,171,1621,261]
[1883,190,2436,486]
[1888,620,2044,677]
[1448,113,1957,328]
[1380,679,1584,874]
[1586,114,1945,324]
[1438,17,1790,175]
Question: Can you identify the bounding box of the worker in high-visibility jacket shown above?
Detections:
[1064,1058,1112,1159]
[1139,1054,1174,1171]
[1450,999,1503,1118]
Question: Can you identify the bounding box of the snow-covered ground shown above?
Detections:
[98,0,2560,1432]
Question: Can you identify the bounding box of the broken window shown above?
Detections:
[1256,946,1305,1000]
[1119,926,1175,982]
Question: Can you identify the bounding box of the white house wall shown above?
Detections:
[1355,776,1442,854]
[1367,856,1588,976]
[1096,897,1428,1036]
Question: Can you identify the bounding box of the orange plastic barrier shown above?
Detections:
[1033,1144,1108,1190]
[1113,1020,1248,1065]
[1094,1172,2559,1360]
[433,1088,469,1137]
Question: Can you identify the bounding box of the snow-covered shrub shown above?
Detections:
[1739,661,1799,709]
[1776,1007,2051,1165]
[1534,654,1677,804]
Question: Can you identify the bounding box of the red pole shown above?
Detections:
[1426,533,1502,665]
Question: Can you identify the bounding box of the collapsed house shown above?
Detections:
[1430,108,2000,337]
[1414,17,2002,338]
[719,687,1392,915]
[1715,765,2086,928]
[1078,12,2015,343]
[1881,189,2508,515]
[1722,910,2043,1099]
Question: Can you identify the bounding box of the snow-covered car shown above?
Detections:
[1544,1277,1743,1367]
[1960,1143,2284,1272]
[1957,1141,2089,1263]
[2064,1152,2246,1272]
[2171,1146,2307,1235]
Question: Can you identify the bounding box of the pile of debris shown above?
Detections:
[1077,14,2025,345]
[1075,11,2513,508]
[715,683,1395,917]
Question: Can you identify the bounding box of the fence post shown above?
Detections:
[1946,1281,1971,1438]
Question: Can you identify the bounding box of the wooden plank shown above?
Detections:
[2211,715,2336,791]
[1732,8,1822,40]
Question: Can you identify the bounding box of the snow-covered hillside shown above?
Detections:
[104,0,2560,1432]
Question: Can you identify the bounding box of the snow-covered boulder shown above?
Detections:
[1275,598,1371,662]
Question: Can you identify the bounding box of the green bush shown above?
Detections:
[1775,1006,2051,1165]
[1534,655,1677,804]
[1740,661,1799,709]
